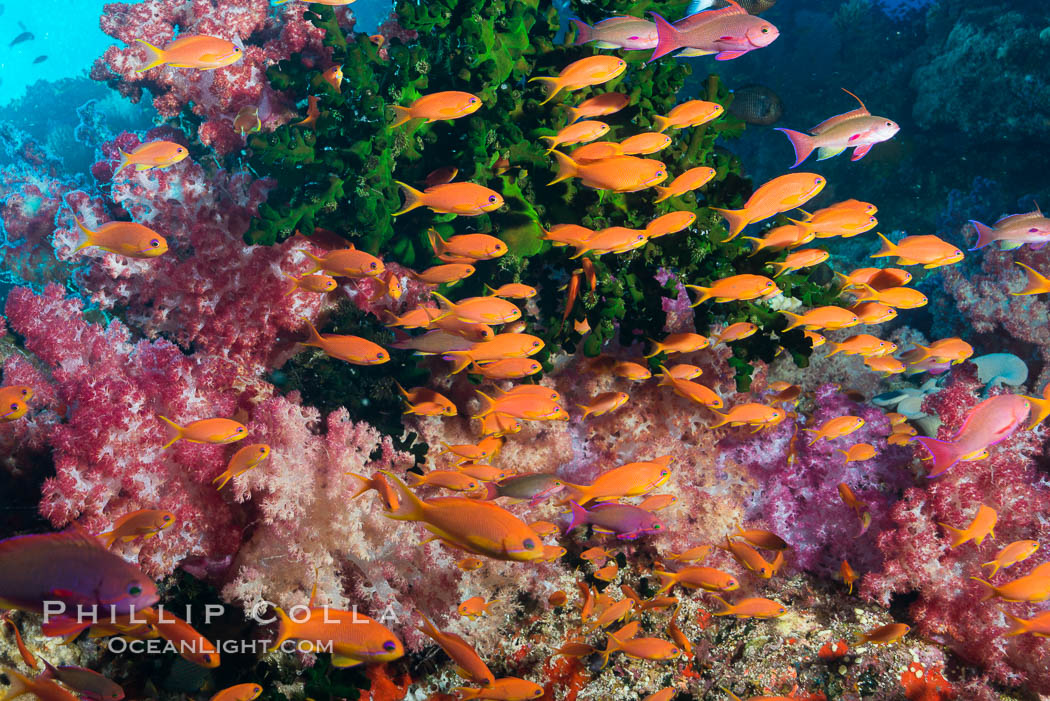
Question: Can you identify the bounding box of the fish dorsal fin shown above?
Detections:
[841,88,869,114]
[678,0,746,27]
[596,16,646,25]
[809,89,871,135]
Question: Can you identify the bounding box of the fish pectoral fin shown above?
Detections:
[454,666,472,679]
[1000,241,1025,250]
[851,144,874,161]
[330,653,364,667]
[675,48,716,57]
[134,164,153,171]
[817,146,846,160]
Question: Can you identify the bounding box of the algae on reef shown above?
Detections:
[245,0,838,388]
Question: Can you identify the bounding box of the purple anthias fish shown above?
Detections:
[565,501,664,540]
[0,528,158,617]
[970,205,1050,251]
[571,16,658,50]
[648,0,779,62]
[912,394,1032,478]
[40,659,125,701]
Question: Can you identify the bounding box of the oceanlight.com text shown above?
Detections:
[105,638,332,655]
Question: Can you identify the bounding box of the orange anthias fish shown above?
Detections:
[825,334,895,358]
[732,523,788,550]
[529,56,628,104]
[470,358,542,380]
[301,319,389,365]
[856,622,910,645]
[558,455,672,505]
[141,606,220,667]
[938,504,997,548]
[686,274,780,305]
[486,283,537,299]
[871,233,963,269]
[569,226,649,258]
[837,266,912,291]
[548,152,667,192]
[234,106,261,135]
[805,416,864,444]
[443,333,544,374]
[570,141,623,163]
[418,612,495,686]
[1,399,28,422]
[397,383,456,417]
[743,225,813,256]
[116,141,188,173]
[432,293,520,325]
[411,263,476,284]
[0,667,78,701]
[136,35,243,71]
[322,65,343,93]
[710,596,786,619]
[849,301,897,325]
[652,100,724,132]
[578,391,630,418]
[389,91,482,127]
[71,212,168,258]
[653,166,716,203]
[541,121,611,151]
[292,96,320,129]
[840,559,858,594]
[1012,262,1050,295]
[646,211,696,238]
[268,598,404,667]
[209,683,263,701]
[1023,382,1050,431]
[303,246,384,278]
[458,596,499,620]
[780,306,860,331]
[658,369,723,409]
[454,677,544,701]
[619,132,672,155]
[982,540,1039,578]
[382,472,543,561]
[791,204,878,239]
[394,182,503,217]
[567,92,630,123]
[645,332,710,357]
[98,509,175,548]
[158,415,247,449]
[213,443,271,490]
[971,563,1050,602]
[767,248,829,277]
[713,173,826,240]
[708,403,783,431]
[408,470,481,493]
[852,284,928,309]
[1005,611,1050,638]
[722,536,778,578]
[899,337,974,365]
[714,322,757,345]
[428,229,508,262]
[837,443,876,463]
[654,566,739,594]
[776,89,899,167]
[285,273,338,296]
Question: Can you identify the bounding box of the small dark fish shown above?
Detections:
[32,55,47,64]
[728,84,783,126]
[40,660,124,701]
[565,501,664,540]
[485,473,563,502]
[9,31,33,47]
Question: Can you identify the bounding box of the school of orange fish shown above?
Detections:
[2,5,1050,701]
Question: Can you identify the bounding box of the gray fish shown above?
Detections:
[728,84,783,126]
[0,528,158,617]
[40,659,124,701]
[485,473,563,502]
[565,501,664,540]
[9,31,32,47]
[32,55,47,64]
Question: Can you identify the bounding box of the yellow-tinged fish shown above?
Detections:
[805,416,864,444]
[301,318,389,365]
[548,151,667,192]
[619,132,672,155]
[394,182,503,217]
[70,211,168,258]
[213,443,271,490]
[870,232,963,268]
[136,35,243,71]
[116,141,188,173]
[713,173,826,240]
[708,403,784,432]
[389,91,481,127]
[578,391,629,418]
[1011,262,1050,295]
[982,540,1039,578]
[837,443,876,463]
[158,416,247,450]
[529,56,628,105]
[658,368,722,408]
[652,100,724,132]
[686,274,780,305]
[939,504,997,548]
[302,246,384,278]
[432,292,521,325]
[653,166,716,203]
[540,121,611,152]
[767,248,829,277]
[780,306,860,331]
[645,332,709,357]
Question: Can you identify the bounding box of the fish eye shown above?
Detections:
[253,688,261,695]
[383,640,397,651]
[1030,227,1039,232]
[150,239,161,247]
[9,403,16,411]
[129,585,142,596]
[163,515,172,521]
[489,195,498,203]
[378,352,387,359]
[661,470,668,476]
[370,262,378,268]
[885,121,892,127]
[260,447,267,453]
[176,147,184,153]
[815,177,824,184]
[532,340,540,346]
[470,97,478,103]
[523,538,536,550]
[236,427,245,433]
[761,27,769,33]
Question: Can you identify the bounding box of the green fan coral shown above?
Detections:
[245,0,837,389]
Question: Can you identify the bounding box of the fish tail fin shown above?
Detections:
[472,390,496,419]
[379,470,427,521]
[116,149,132,175]
[969,576,997,602]
[969,220,997,250]
[833,271,854,288]
[389,105,413,128]
[1004,613,1031,637]
[0,666,31,701]
[774,127,816,168]
[802,428,821,446]
[710,595,732,615]
[97,529,119,548]
[282,275,301,297]
[980,559,1000,578]
[392,180,425,216]
[643,338,664,358]
[264,607,294,652]
[871,232,897,259]
[938,522,970,549]
[157,415,184,450]
[300,250,324,274]
[528,76,562,105]
[442,351,473,375]
[547,150,578,186]
[426,227,447,258]
[825,341,843,358]
[430,290,456,316]
[851,282,879,303]
[742,236,765,256]
[652,185,673,204]
[653,570,676,595]
[566,105,582,124]
[70,209,97,252]
[652,114,672,133]
[707,408,730,429]
[576,403,594,419]
[720,688,745,701]
[1012,262,1050,295]
[711,207,748,240]
[913,436,960,478]
[345,472,372,499]
[212,470,234,490]
[684,284,711,307]
[779,310,805,331]
[134,38,166,72]
[768,261,789,278]
[564,500,589,534]
[835,448,849,460]
[570,18,592,45]
[906,342,932,362]
[648,12,682,64]
[299,316,325,348]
